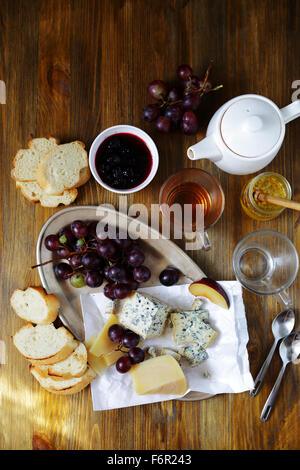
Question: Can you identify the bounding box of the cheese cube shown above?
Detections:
[180,343,208,367]
[103,349,124,366]
[171,311,217,348]
[119,292,172,339]
[89,314,119,357]
[130,355,188,395]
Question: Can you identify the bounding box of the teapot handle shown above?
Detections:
[280,100,300,124]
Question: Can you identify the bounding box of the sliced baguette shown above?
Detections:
[10,287,60,324]
[36,141,90,195]
[13,323,78,365]
[16,181,78,207]
[35,342,88,380]
[30,364,96,395]
[11,137,58,182]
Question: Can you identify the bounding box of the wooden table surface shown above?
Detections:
[0,0,299,451]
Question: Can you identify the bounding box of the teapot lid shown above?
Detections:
[220,97,282,158]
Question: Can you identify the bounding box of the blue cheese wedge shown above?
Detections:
[170,311,217,348]
[119,292,172,339]
[179,344,208,367]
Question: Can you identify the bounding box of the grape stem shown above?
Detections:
[159,64,222,107]
[31,247,94,269]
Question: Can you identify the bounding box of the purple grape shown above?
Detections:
[114,283,132,299]
[107,264,127,282]
[97,239,119,260]
[81,252,104,270]
[133,265,151,283]
[177,64,193,81]
[181,111,199,135]
[182,93,201,111]
[142,103,160,122]
[87,221,98,238]
[155,116,171,133]
[108,324,125,343]
[116,356,132,373]
[167,87,182,102]
[122,331,140,348]
[58,226,75,244]
[164,104,184,125]
[127,248,145,267]
[128,347,145,364]
[71,220,89,239]
[56,246,70,258]
[159,267,180,286]
[103,282,116,299]
[69,254,83,269]
[45,234,61,251]
[148,80,168,100]
[54,262,73,280]
[85,271,103,288]
[198,79,212,93]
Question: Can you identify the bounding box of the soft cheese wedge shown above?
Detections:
[130,355,188,395]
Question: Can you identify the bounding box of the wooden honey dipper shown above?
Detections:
[253,189,300,211]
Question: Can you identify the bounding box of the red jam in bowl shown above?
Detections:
[95,133,153,190]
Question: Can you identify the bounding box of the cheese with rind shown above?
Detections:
[130,355,188,395]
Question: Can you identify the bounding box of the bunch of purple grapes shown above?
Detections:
[44,219,151,300]
[142,64,222,135]
[108,324,145,373]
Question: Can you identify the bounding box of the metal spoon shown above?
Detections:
[250,309,295,397]
[260,332,300,422]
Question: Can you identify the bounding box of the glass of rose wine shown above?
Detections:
[159,168,225,250]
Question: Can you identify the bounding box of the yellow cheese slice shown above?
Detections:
[103,349,124,366]
[130,355,188,395]
[87,352,107,376]
[89,314,119,357]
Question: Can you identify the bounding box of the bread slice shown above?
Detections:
[35,342,88,380]
[16,181,78,207]
[10,287,60,324]
[36,141,90,195]
[30,364,96,395]
[13,323,78,365]
[11,137,58,182]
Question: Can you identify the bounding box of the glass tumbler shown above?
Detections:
[232,230,299,308]
[159,168,225,250]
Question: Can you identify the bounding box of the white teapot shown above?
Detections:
[187,94,300,175]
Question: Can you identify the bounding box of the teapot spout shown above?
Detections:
[187,135,222,162]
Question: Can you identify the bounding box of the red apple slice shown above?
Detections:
[189,278,230,310]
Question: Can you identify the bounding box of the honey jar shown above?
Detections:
[240,172,291,221]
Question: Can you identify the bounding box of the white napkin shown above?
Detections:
[80,281,254,411]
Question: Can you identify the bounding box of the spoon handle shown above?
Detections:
[260,363,287,422]
[250,340,277,397]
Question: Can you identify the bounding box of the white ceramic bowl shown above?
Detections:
[89,125,159,194]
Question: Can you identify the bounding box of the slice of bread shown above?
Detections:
[10,287,60,324]
[11,137,58,182]
[13,323,78,365]
[35,342,88,380]
[30,364,96,395]
[36,141,91,195]
[16,181,78,207]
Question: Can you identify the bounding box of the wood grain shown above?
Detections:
[0,0,299,450]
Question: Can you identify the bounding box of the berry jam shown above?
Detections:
[95,133,153,190]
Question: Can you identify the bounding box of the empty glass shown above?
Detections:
[232,230,299,308]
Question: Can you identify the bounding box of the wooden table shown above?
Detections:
[0,0,299,451]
